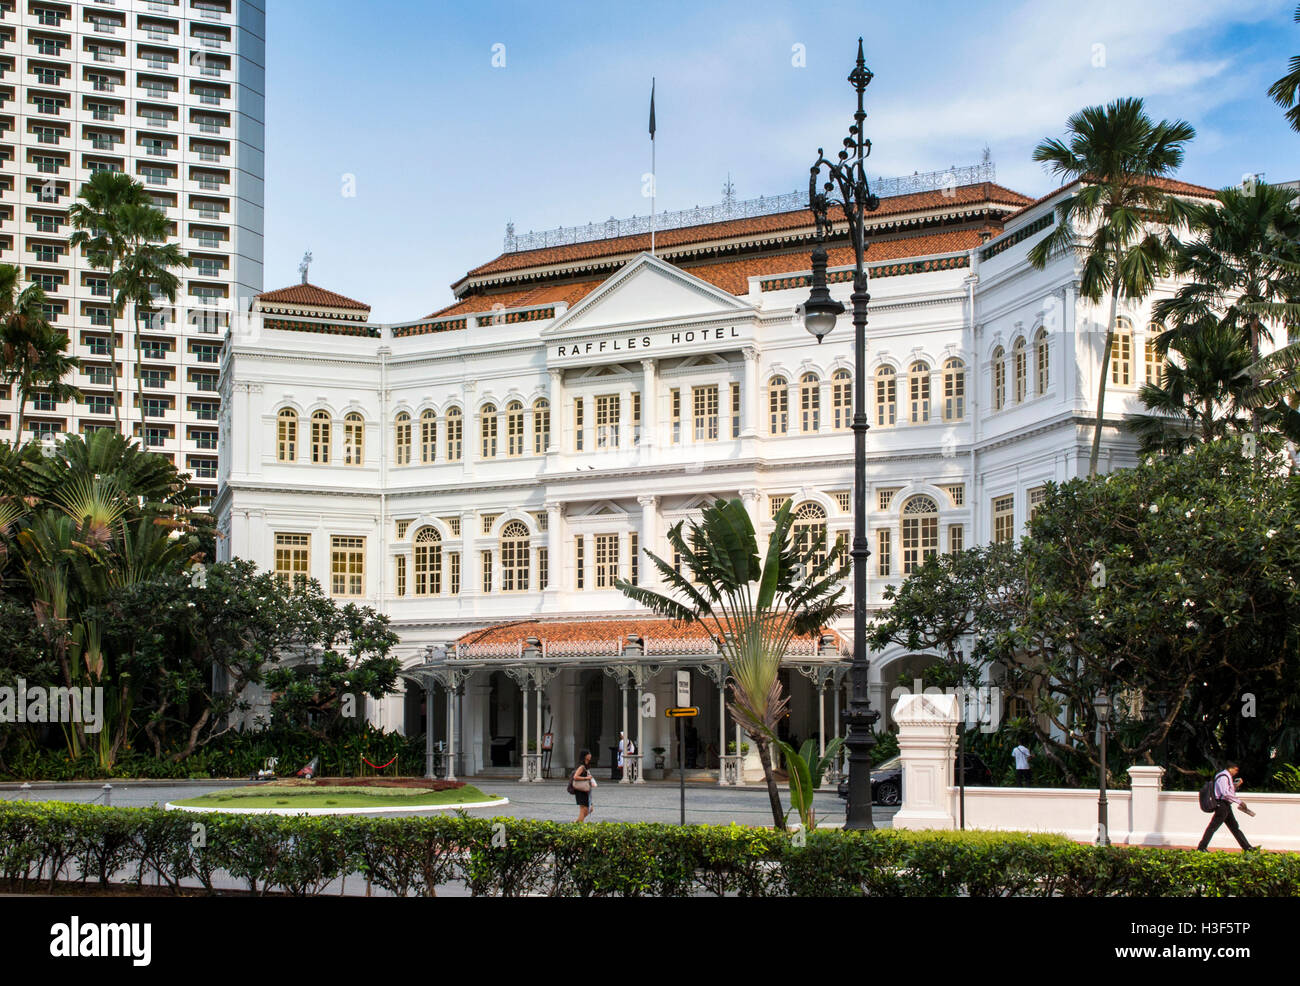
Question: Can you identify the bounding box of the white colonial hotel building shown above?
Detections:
[215,165,1217,781]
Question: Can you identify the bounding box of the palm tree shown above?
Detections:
[0,267,80,445]
[68,171,154,428]
[614,498,848,829]
[109,204,189,428]
[1152,182,1300,450]
[1125,320,1254,454]
[1028,97,1196,477]
[1269,4,1300,133]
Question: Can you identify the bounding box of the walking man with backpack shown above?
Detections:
[1197,762,1257,852]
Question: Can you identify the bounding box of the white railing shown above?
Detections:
[502,162,997,253]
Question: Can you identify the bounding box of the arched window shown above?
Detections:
[394,412,411,466]
[420,410,437,463]
[446,406,463,461]
[413,527,442,595]
[799,372,820,432]
[1034,328,1049,395]
[791,501,827,571]
[768,376,788,435]
[1013,337,1027,403]
[533,398,550,453]
[832,369,851,430]
[992,346,1006,411]
[1111,317,1133,385]
[901,494,939,575]
[343,412,364,466]
[480,403,497,458]
[276,408,297,462]
[310,410,331,464]
[909,361,930,423]
[500,520,530,592]
[942,358,965,421]
[506,401,524,457]
[1144,328,1165,386]
[875,365,896,426]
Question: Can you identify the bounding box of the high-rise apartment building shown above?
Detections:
[0,0,264,505]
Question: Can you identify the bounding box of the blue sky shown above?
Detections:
[262,0,1300,321]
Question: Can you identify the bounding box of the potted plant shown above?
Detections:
[726,740,750,756]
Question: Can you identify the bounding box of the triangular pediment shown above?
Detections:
[544,253,752,336]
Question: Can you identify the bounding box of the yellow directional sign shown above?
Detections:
[665,706,699,718]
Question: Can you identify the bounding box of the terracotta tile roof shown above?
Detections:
[426,278,603,319]
[434,227,994,318]
[1002,176,1220,224]
[256,282,371,311]
[455,618,838,651]
[465,182,1031,279]
[458,618,715,649]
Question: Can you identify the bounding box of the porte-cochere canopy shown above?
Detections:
[442,618,848,664]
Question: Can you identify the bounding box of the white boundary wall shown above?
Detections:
[891,697,1300,850]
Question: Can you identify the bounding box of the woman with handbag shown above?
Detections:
[570,749,595,823]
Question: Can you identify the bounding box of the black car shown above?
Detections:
[836,753,993,805]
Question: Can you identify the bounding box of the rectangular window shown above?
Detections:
[330,535,365,596]
[730,382,741,439]
[274,533,310,585]
[449,552,461,595]
[877,529,892,577]
[481,512,500,535]
[83,394,114,415]
[534,403,550,453]
[629,532,639,586]
[595,394,619,449]
[948,524,964,554]
[506,406,523,457]
[480,410,497,458]
[1027,485,1047,523]
[632,391,641,444]
[692,384,719,442]
[992,495,1015,544]
[575,535,585,590]
[769,494,790,519]
[670,388,681,443]
[538,546,549,591]
[574,397,584,451]
[481,550,493,593]
[832,490,852,512]
[595,533,619,588]
[447,413,462,461]
[395,519,411,540]
[941,484,965,507]
[877,488,899,512]
[394,555,406,596]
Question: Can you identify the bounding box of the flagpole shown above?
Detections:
[649,77,656,256]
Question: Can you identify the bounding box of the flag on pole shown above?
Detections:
[649,78,656,139]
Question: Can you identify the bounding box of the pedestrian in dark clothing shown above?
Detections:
[1197,763,1256,852]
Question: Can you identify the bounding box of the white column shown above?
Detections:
[818,679,826,758]
[638,494,658,590]
[742,346,759,438]
[445,683,457,781]
[619,680,631,784]
[740,488,761,532]
[633,677,645,784]
[534,683,544,781]
[461,510,479,595]
[546,502,563,592]
[519,679,530,781]
[640,358,657,453]
[547,368,564,453]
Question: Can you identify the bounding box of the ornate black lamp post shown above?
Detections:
[1093,687,1111,846]
[801,38,881,829]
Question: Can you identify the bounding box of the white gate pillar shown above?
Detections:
[891,692,958,830]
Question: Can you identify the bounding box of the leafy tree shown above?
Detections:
[615,497,848,829]
[1028,97,1196,477]
[994,440,1300,785]
[1269,4,1300,133]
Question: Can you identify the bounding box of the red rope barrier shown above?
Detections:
[361,754,399,771]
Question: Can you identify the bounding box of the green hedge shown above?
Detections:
[0,726,426,781]
[1,801,1296,896]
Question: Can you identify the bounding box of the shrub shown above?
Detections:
[0,802,1296,897]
